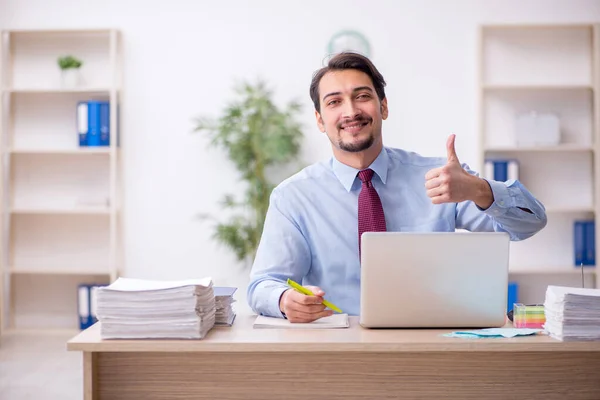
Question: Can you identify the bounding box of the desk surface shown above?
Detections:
[67,315,600,353]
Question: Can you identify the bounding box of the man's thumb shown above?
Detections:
[446,134,459,164]
[306,286,324,296]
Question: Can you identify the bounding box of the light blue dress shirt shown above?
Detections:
[247,147,547,318]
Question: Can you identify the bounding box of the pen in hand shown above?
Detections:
[286,278,343,313]
[279,279,338,323]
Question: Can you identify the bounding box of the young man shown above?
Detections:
[247,52,547,322]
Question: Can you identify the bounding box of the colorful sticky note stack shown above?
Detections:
[513,304,545,328]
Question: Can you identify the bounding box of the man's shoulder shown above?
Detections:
[386,146,446,169]
[273,160,331,196]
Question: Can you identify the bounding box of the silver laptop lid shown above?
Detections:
[359,232,510,328]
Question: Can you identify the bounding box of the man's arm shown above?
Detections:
[246,188,311,318]
[424,134,547,240]
[457,175,547,241]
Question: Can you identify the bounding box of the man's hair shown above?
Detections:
[309,52,386,112]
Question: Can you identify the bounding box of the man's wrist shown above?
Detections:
[472,177,494,210]
[279,288,290,316]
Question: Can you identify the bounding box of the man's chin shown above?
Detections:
[338,136,374,153]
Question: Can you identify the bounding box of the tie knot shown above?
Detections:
[358,168,375,183]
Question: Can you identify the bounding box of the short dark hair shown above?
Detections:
[309,52,386,112]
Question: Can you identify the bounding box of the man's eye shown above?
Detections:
[357,94,370,100]
[328,100,340,106]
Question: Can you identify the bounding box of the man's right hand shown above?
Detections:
[279,286,334,323]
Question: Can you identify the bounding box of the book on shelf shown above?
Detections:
[77,100,110,147]
[484,159,519,182]
[78,283,106,330]
[574,220,595,267]
[507,281,518,312]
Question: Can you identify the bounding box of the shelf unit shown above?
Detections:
[478,23,599,303]
[0,29,122,334]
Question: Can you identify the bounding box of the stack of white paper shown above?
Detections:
[96,277,216,339]
[214,287,237,326]
[544,285,600,341]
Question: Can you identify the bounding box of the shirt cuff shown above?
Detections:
[269,286,289,319]
[478,179,514,217]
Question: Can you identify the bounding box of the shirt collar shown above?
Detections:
[332,147,389,192]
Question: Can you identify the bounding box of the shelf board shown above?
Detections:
[3,328,81,336]
[509,267,596,275]
[4,28,115,35]
[544,206,595,213]
[485,144,593,152]
[3,87,114,94]
[7,148,111,155]
[9,267,110,276]
[481,23,595,30]
[10,207,111,215]
[482,84,593,91]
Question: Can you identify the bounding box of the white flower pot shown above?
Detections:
[60,68,82,88]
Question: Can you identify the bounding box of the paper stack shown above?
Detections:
[214,287,237,326]
[96,277,216,339]
[543,285,600,341]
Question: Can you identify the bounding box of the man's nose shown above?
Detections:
[341,101,361,120]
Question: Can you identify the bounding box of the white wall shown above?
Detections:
[2,0,600,312]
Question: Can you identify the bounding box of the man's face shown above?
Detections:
[315,69,388,153]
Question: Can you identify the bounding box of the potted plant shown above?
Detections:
[57,55,83,88]
[195,79,304,267]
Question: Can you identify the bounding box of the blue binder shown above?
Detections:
[507,282,518,312]
[76,102,88,146]
[76,100,110,147]
[493,161,508,182]
[78,284,93,330]
[99,101,110,146]
[78,283,104,330]
[584,221,595,266]
[574,220,595,267]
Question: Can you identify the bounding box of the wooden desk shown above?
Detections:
[68,315,600,400]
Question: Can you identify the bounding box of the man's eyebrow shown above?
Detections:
[322,86,374,102]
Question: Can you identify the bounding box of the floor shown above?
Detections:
[0,330,82,400]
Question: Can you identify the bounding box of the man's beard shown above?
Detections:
[338,133,374,152]
[336,115,374,152]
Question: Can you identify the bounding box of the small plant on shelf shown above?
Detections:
[57,55,83,70]
[57,55,83,88]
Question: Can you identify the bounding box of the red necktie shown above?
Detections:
[358,169,387,257]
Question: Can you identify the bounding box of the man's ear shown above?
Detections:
[381,97,389,120]
[315,110,326,132]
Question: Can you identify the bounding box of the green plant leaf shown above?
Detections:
[57,55,83,70]
[194,79,305,267]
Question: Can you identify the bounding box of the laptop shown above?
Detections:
[359,231,510,328]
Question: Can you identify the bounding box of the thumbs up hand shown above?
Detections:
[424,134,494,209]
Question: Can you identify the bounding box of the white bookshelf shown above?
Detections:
[478,24,599,303]
[0,29,122,334]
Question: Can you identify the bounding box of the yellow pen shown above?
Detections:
[286,278,343,313]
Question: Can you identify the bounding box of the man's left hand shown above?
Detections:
[424,134,494,209]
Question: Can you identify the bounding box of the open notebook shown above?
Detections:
[253,313,349,329]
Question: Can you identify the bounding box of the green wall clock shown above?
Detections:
[327,30,371,57]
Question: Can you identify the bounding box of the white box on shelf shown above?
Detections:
[515,111,560,146]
